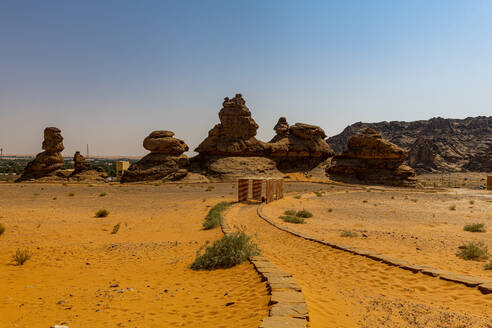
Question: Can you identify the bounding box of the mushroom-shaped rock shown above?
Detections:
[17,127,65,182]
[68,151,108,182]
[122,130,189,182]
[327,128,417,186]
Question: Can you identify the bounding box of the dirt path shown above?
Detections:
[227,204,492,328]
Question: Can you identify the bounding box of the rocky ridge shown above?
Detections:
[326,116,492,173]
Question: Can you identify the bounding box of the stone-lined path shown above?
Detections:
[226,204,492,328]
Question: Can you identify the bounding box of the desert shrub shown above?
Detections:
[484,261,492,270]
[205,186,214,192]
[296,209,313,218]
[328,208,333,213]
[340,230,358,238]
[154,183,161,186]
[111,223,121,234]
[469,200,475,205]
[95,209,109,218]
[280,215,305,224]
[284,210,297,216]
[99,192,107,197]
[456,241,489,261]
[464,223,486,233]
[314,191,323,197]
[391,196,395,199]
[191,230,260,270]
[362,200,368,203]
[294,195,301,199]
[202,201,230,230]
[12,248,32,265]
[68,192,75,197]
[0,223,5,236]
[449,204,456,211]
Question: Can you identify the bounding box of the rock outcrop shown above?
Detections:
[327,116,492,172]
[195,94,266,156]
[17,127,65,181]
[267,117,334,172]
[68,151,108,182]
[327,128,417,186]
[121,130,189,182]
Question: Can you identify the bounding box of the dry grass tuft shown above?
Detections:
[12,248,32,265]
[456,242,489,261]
[95,209,109,218]
[463,223,486,233]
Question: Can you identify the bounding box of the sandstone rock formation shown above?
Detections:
[327,128,417,186]
[267,117,335,172]
[17,127,65,182]
[327,116,492,172]
[68,151,108,182]
[195,94,266,156]
[121,130,189,182]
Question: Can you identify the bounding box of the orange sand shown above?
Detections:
[227,203,492,328]
[263,187,492,279]
[0,183,268,327]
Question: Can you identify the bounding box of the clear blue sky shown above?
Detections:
[1,0,491,156]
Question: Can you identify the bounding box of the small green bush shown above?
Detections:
[449,204,456,211]
[280,215,305,224]
[284,210,297,216]
[12,248,32,265]
[205,186,214,192]
[203,202,230,230]
[99,192,107,197]
[464,223,486,233]
[340,230,358,238]
[111,223,121,234]
[484,261,492,270]
[95,209,109,218]
[456,241,489,261]
[0,223,5,236]
[296,209,313,218]
[293,195,301,199]
[314,191,323,197]
[191,230,260,270]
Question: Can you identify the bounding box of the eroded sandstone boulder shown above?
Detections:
[327,128,417,186]
[195,94,266,156]
[267,118,334,172]
[121,130,189,182]
[69,151,108,182]
[17,127,66,182]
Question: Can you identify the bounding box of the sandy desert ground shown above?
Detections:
[0,182,268,328]
[0,181,491,328]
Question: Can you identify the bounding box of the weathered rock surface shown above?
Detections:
[327,116,492,172]
[327,128,417,186]
[195,94,267,156]
[122,131,189,182]
[267,118,334,172]
[69,151,108,182]
[17,127,65,182]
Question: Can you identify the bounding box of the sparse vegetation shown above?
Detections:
[484,261,492,270]
[205,186,214,192]
[469,200,475,205]
[111,223,121,234]
[328,208,333,213]
[449,204,456,211]
[314,191,323,197]
[463,223,486,233]
[68,192,75,197]
[340,230,358,238]
[294,195,301,199]
[0,223,5,236]
[95,209,109,218]
[99,192,107,197]
[456,241,489,261]
[284,210,297,216]
[12,248,32,265]
[202,202,230,230]
[280,215,305,224]
[296,209,313,218]
[362,200,368,203]
[191,230,260,270]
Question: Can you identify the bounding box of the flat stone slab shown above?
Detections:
[270,302,309,319]
[259,316,307,328]
[439,273,488,287]
[478,283,492,294]
[263,271,293,279]
[398,263,425,273]
[270,290,305,304]
[420,267,453,277]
